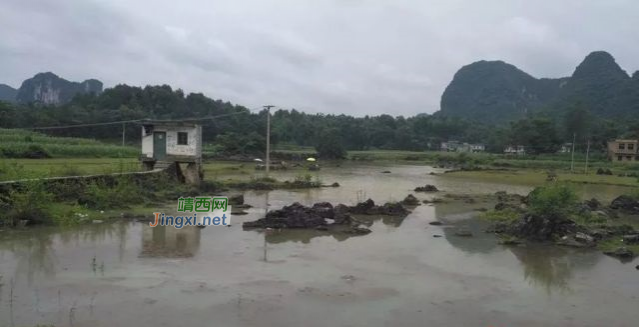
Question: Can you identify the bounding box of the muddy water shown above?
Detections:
[1,164,638,327]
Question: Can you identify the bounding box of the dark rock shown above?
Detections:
[344,227,372,235]
[333,204,352,224]
[622,234,639,244]
[635,265,639,270]
[312,202,335,219]
[557,232,596,248]
[330,182,340,187]
[349,199,410,217]
[428,221,443,226]
[350,198,376,214]
[511,213,581,242]
[604,247,636,259]
[414,185,439,192]
[499,238,522,245]
[381,170,391,174]
[605,224,636,235]
[610,195,639,213]
[429,172,436,175]
[378,202,410,216]
[229,194,244,205]
[243,202,336,229]
[401,194,420,206]
[433,234,443,238]
[585,198,601,210]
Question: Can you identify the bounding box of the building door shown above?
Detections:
[153,132,167,160]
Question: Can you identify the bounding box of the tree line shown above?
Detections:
[1,84,638,158]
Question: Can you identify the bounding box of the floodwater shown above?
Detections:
[1,164,638,327]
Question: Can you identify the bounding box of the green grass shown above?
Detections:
[0,128,139,158]
[0,158,141,181]
[480,209,520,223]
[597,237,639,254]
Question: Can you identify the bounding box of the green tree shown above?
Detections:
[315,130,346,159]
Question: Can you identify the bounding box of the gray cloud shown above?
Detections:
[1,0,638,115]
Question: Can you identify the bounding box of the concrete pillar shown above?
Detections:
[183,162,202,186]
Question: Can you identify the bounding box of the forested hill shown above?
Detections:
[2,59,639,156]
[0,84,476,153]
[440,51,639,124]
[0,72,103,105]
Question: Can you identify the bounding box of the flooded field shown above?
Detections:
[1,164,638,327]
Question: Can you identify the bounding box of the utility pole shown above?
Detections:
[263,105,275,176]
[122,122,126,147]
[570,133,576,173]
[584,138,591,174]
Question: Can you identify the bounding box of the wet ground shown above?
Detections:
[1,164,638,327]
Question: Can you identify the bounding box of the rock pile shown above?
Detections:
[414,185,439,192]
[243,199,412,234]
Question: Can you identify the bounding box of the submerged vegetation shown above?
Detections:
[480,184,639,260]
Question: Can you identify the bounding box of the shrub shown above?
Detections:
[527,184,578,219]
[2,180,54,226]
[480,209,520,223]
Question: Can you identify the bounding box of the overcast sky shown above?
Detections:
[1,0,638,115]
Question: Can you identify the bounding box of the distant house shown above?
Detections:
[441,141,485,153]
[469,144,485,153]
[558,143,572,153]
[607,139,639,162]
[441,141,461,152]
[504,145,525,155]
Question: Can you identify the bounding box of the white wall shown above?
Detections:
[141,128,153,157]
[141,125,201,159]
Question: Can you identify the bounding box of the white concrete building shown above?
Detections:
[140,120,203,184]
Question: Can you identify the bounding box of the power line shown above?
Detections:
[28,108,267,131]
[31,119,142,130]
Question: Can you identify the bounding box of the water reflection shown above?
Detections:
[432,203,601,293]
[509,245,599,294]
[0,223,131,286]
[140,225,201,258]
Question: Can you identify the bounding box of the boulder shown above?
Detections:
[610,195,639,213]
[344,227,372,235]
[229,194,244,205]
[428,221,443,226]
[415,185,439,192]
[378,202,410,216]
[350,199,376,214]
[312,202,335,219]
[243,202,335,229]
[511,213,580,242]
[585,198,601,210]
[333,204,352,224]
[604,247,636,259]
[349,199,410,217]
[622,234,639,244]
[401,194,420,206]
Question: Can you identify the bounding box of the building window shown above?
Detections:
[626,156,632,161]
[629,144,635,150]
[177,132,188,145]
[618,155,623,161]
[619,143,625,150]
